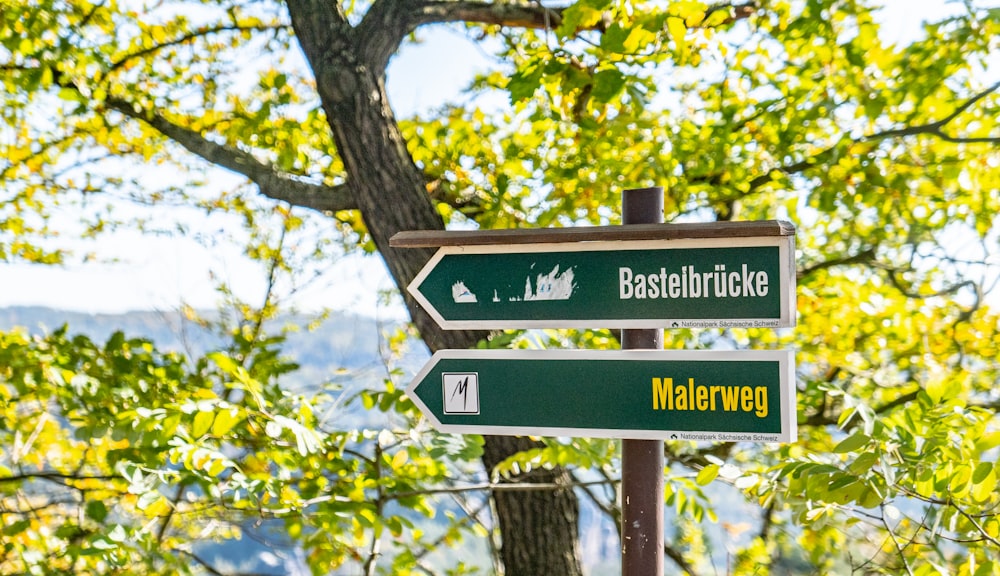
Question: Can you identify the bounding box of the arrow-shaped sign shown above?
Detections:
[406,349,796,442]
[405,233,795,330]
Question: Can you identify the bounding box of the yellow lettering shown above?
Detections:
[653,377,672,410]
[754,386,768,418]
[695,385,708,411]
[720,386,738,411]
[741,386,754,412]
[676,380,689,410]
[653,380,770,419]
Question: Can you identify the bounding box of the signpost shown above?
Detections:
[391,190,798,576]
[619,187,665,576]
[405,348,797,442]
[398,225,795,330]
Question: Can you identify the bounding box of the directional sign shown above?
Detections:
[407,349,796,442]
[406,234,795,330]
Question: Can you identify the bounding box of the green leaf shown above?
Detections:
[696,463,719,486]
[507,63,545,104]
[3,519,30,536]
[591,69,626,103]
[925,378,946,403]
[971,462,996,502]
[57,87,85,103]
[86,500,108,523]
[192,409,214,438]
[848,452,878,475]
[974,562,996,576]
[601,23,630,53]
[833,433,869,454]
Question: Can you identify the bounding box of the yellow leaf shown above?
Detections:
[704,8,731,27]
[391,450,408,469]
[212,408,240,437]
[150,25,167,44]
[685,10,706,27]
[696,463,720,486]
[666,17,689,64]
[192,410,214,438]
[145,496,171,517]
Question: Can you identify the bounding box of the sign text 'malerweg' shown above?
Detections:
[652,377,768,418]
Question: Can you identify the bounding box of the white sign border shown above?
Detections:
[406,348,797,443]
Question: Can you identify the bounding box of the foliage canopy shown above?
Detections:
[2,0,999,574]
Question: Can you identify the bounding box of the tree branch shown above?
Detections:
[239,478,617,517]
[405,0,756,32]
[797,247,878,280]
[865,80,1000,145]
[408,0,571,31]
[572,468,621,529]
[180,549,276,576]
[879,504,916,576]
[665,542,699,576]
[883,268,977,300]
[103,96,356,213]
[703,2,757,26]
[742,81,1000,193]
[0,471,119,485]
[352,0,758,78]
[804,385,921,429]
[107,23,289,75]
[351,1,573,75]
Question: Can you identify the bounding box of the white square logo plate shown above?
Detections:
[442,372,479,414]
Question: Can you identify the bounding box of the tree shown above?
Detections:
[2,0,999,574]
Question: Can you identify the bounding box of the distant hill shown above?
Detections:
[0,305,408,369]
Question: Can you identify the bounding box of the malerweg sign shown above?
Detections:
[393,222,796,330]
[406,349,797,442]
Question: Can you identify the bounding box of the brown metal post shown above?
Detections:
[621,187,665,576]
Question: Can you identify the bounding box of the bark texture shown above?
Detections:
[482,435,582,575]
[284,1,583,574]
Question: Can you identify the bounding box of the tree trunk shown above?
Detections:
[483,435,582,575]
[285,2,583,574]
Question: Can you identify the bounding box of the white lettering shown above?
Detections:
[713,264,727,297]
[619,267,633,299]
[756,270,769,297]
[618,263,770,301]
[668,273,681,298]
[634,274,647,299]
[647,273,660,299]
[741,264,756,297]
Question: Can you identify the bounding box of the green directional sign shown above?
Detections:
[407,235,795,330]
[406,349,796,442]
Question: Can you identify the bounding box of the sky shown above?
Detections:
[0,0,993,318]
